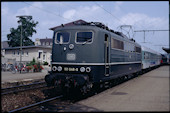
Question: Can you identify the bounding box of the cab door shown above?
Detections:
[104,34,110,76]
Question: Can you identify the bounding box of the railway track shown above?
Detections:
[1,81,47,95]
[8,95,66,112]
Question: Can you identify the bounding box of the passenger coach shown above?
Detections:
[141,46,162,70]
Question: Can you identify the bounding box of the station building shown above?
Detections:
[1,38,52,66]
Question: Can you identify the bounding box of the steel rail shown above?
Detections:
[8,95,63,113]
[2,81,45,90]
[1,81,46,95]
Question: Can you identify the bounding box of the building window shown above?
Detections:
[22,51,24,56]
[111,38,124,50]
[17,51,20,56]
[13,51,15,56]
[43,54,45,60]
[46,42,49,45]
[26,51,29,56]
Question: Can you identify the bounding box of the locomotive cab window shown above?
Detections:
[135,46,141,53]
[55,32,70,44]
[76,32,93,44]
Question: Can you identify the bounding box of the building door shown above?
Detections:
[38,50,43,63]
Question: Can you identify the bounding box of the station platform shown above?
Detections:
[62,66,170,111]
[1,66,51,88]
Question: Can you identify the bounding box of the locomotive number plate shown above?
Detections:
[64,67,78,71]
[67,53,76,61]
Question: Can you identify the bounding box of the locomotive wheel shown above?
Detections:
[92,83,101,93]
[62,87,70,97]
[81,85,88,95]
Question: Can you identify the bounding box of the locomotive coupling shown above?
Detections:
[45,73,55,86]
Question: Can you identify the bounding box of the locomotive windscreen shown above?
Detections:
[76,32,93,44]
[55,32,70,44]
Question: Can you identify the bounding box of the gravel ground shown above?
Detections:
[1,78,52,112]
[1,87,48,112]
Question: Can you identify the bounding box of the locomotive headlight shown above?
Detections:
[52,66,57,71]
[69,44,74,50]
[86,67,91,72]
[57,66,62,72]
[80,67,85,72]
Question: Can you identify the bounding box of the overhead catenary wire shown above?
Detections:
[61,2,100,22]
[94,1,137,39]
[24,1,124,29]
[3,2,103,41]
[23,2,73,22]
[134,29,169,43]
[94,2,126,25]
[110,2,167,32]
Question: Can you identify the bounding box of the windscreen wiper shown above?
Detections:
[82,38,92,45]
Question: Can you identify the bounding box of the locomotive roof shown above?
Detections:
[52,22,141,47]
[141,46,161,55]
[50,19,87,30]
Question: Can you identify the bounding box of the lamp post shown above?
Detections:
[16,15,32,73]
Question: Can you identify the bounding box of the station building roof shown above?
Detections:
[2,45,52,50]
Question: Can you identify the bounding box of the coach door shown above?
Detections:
[104,34,110,76]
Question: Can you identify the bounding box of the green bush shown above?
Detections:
[43,61,48,65]
[30,58,36,65]
[27,58,36,66]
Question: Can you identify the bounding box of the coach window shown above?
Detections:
[144,52,149,59]
[111,38,124,50]
[55,32,70,44]
[76,31,93,44]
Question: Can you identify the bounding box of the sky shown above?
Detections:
[1,1,169,54]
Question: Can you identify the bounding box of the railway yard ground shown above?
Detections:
[1,65,170,112]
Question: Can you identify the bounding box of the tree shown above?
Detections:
[7,16,38,47]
